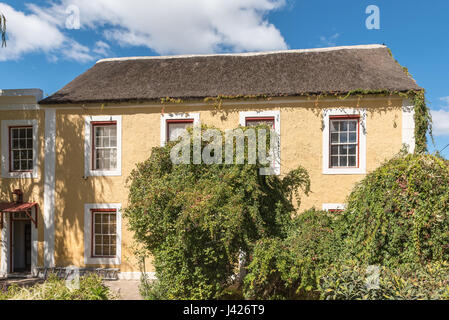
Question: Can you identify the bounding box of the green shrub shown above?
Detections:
[0,274,117,300]
[125,126,310,299]
[336,153,449,266]
[244,209,338,299]
[319,261,449,300]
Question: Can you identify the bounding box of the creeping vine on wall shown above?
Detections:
[201,89,431,154]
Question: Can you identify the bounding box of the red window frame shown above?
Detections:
[329,115,360,169]
[91,208,117,258]
[166,119,194,142]
[91,121,117,171]
[245,117,275,129]
[9,126,33,173]
[328,209,344,214]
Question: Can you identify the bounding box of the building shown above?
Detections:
[0,44,421,278]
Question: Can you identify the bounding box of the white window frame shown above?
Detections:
[84,115,122,177]
[239,110,281,175]
[322,203,346,211]
[160,112,200,146]
[84,203,122,265]
[1,119,39,179]
[322,109,366,175]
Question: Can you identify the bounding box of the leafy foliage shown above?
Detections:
[0,13,5,47]
[336,153,449,266]
[244,209,338,299]
[320,261,449,300]
[0,274,116,300]
[125,125,310,299]
[411,91,432,154]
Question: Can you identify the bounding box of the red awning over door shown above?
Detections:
[0,202,38,228]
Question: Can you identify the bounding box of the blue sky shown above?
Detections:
[1,0,448,155]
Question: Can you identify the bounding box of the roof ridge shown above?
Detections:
[96,44,386,64]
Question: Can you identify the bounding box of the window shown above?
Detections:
[322,109,366,175]
[92,122,117,171]
[92,209,117,258]
[160,113,200,146]
[322,203,345,213]
[166,119,194,142]
[84,203,121,265]
[329,117,359,168]
[84,116,122,177]
[10,126,34,172]
[239,111,281,175]
[1,120,38,179]
[245,117,275,129]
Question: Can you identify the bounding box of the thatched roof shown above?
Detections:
[40,44,421,104]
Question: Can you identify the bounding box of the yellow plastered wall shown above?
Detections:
[50,96,404,273]
[0,108,46,269]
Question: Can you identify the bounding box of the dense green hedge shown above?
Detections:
[244,153,449,300]
[336,153,449,266]
[243,209,338,299]
[129,138,449,300]
[320,261,449,300]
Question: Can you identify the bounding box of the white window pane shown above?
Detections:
[168,122,192,141]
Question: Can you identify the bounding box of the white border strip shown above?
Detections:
[84,203,122,265]
[44,109,56,267]
[402,99,415,153]
[0,214,10,276]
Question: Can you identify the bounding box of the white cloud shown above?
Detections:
[92,40,110,56]
[431,109,449,136]
[319,33,340,47]
[0,3,64,61]
[430,96,449,136]
[0,3,94,62]
[439,96,449,109]
[0,0,287,62]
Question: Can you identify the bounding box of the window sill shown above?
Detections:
[322,167,366,175]
[85,256,120,265]
[2,171,38,179]
[86,170,121,177]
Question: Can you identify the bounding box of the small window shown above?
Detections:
[322,203,345,213]
[166,119,193,142]
[92,122,117,171]
[245,117,275,129]
[328,209,344,214]
[92,209,117,258]
[10,126,34,172]
[329,117,359,168]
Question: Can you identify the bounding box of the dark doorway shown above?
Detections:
[11,218,32,273]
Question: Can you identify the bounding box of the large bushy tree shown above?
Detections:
[125,125,310,299]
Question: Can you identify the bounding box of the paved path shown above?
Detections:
[105,280,143,300]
